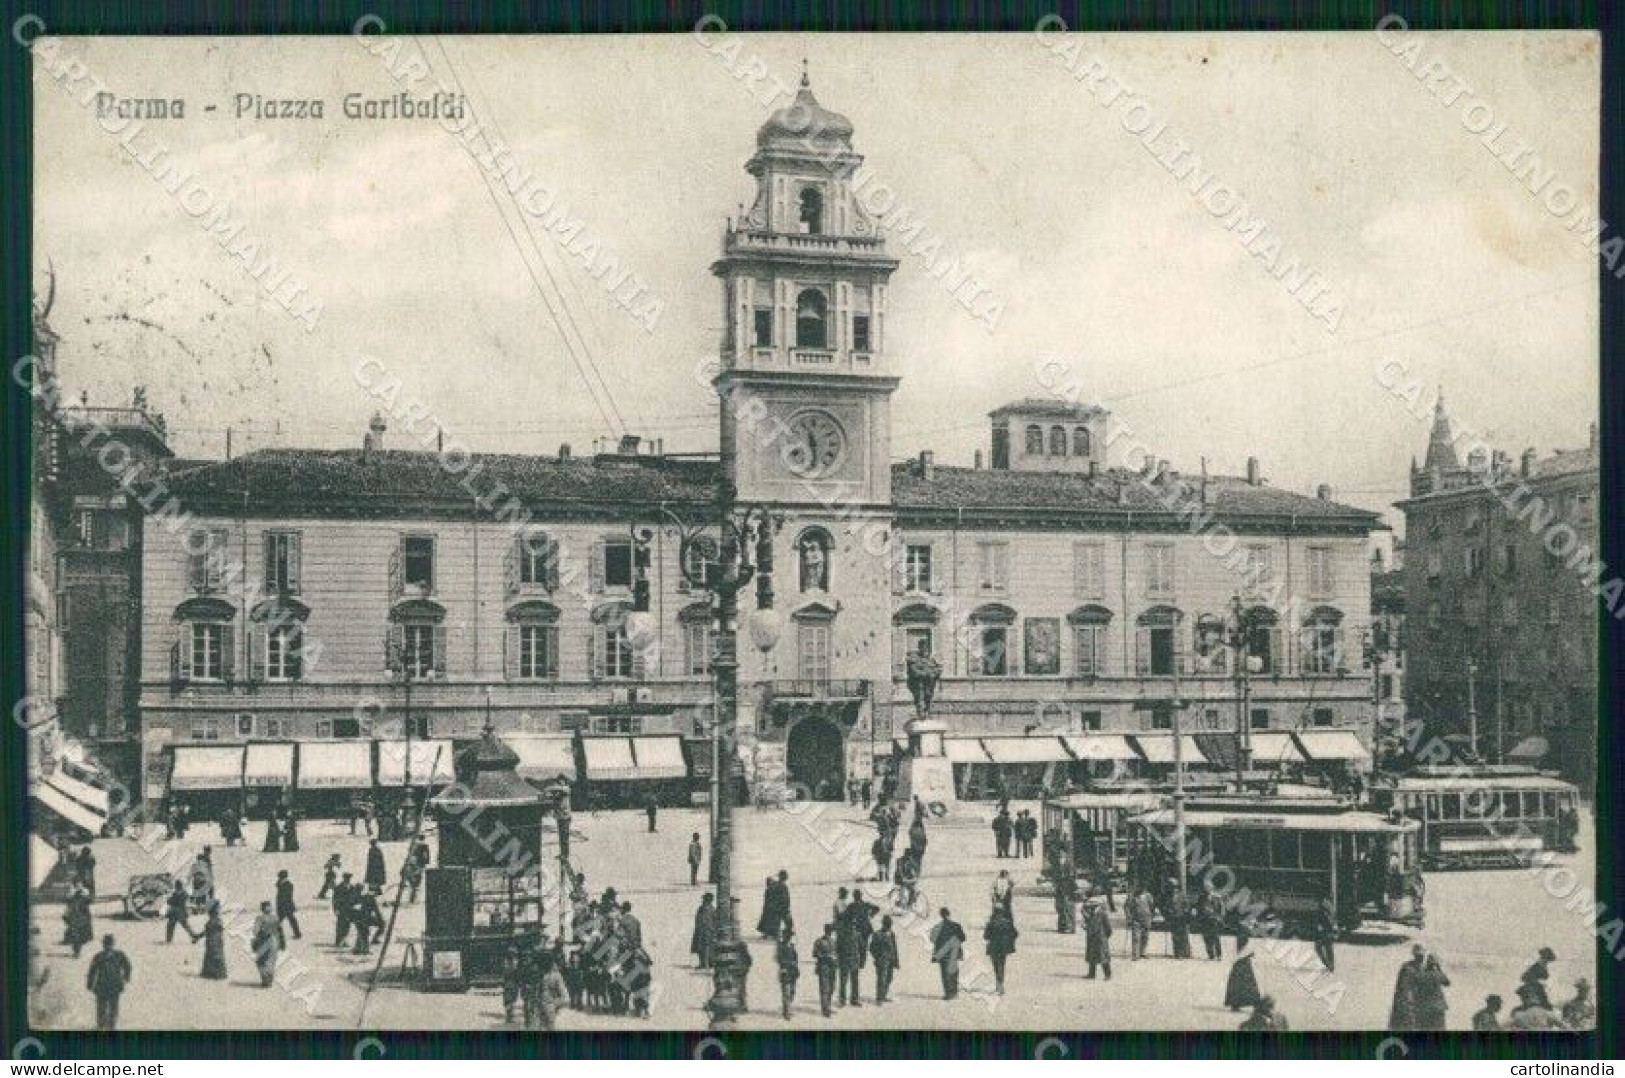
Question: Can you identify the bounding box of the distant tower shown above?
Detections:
[1413,393,1461,495]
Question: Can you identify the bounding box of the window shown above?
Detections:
[904,544,933,592]
[1148,624,1175,675]
[1073,427,1091,457]
[189,719,221,741]
[798,621,831,682]
[795,289,828,349]
[187,528,231,593]
[189,622,227,681]
[1302,610,1343,675]
[402,535,435,590]
[1426,551,1442,581]
[1079,710,1103,731]
[1240,608,1280,675]
[517,532,559,589]
[1025,425,1044,455]
[798,529,833,592]
[1024,618,1061,675]
[976,624,1009,677]
[75,508,127,550]
[1144,543,1175,597]
[1464,547,1484,578]
[1250,708,1271,730]
[1073,541,1104,598]
[903,626,933,662]
[1049,425,1067,456]
[262,716,288,739]
[1379,673,1395,700]
[852,314,871,353]
[978,542,1009,591]
[681,536,718,590]
[1312,707,1334,727]
[332,716,361,739]
[237,714,252,738]
[402,623,439,678]
[517,623,559,680]
[753,307,773,348]
[1136,608,1181,677]
[1073,623,1106,677]
[599,622,634,680]
[1500,543,1518,576]
[1307,546,1332,597]
[1241,544,1273,595]
[798,187,823,234]
[1149,705,1172,731]
[264,624,303,682]
[263,531,301,594]
[684,620,715,676]
[603,538,634,589]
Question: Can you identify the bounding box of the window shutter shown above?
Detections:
[262,534,276,592]
[544,538,560,591]
[967,626,983,676]
[432,625,448,677]
[174,637,192,683]
[589,629,604,681]
[892,627,906,679]
[1269,626,1284,675]
[505,539,518,595]
[249,630,264,683]
[388,542,402,598]
[892,549,907,594]
[503,624,514,679]
[1135,626,1151,675]
[288,534,302,594]
[289,630,304,681]
[220,624,236,683]
[545,626,559,679]
[589,542,605,593]
[188,538,207,592]
[386,624,404,673]
[1334,625,1346,673]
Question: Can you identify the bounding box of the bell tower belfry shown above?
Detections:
[711,68,901,508]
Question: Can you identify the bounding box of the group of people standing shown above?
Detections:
[990,805,1038,859]
[1467,946,1595,1031]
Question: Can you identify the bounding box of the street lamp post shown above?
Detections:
[630,489,778,1031]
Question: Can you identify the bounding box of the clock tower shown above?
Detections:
[712,69,901,509]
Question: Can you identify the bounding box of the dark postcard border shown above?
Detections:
[0,0,1616,1062]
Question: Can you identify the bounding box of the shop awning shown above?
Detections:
[243,743,295,787]
[944,738,992,764]
[33,782,106,835]
[1131,735,1209,766]
[46,769,112,815]
[1294,729,1371,763]
[1062,734,1140,762]
[296,740,373,788]
[1248,731,1306,764]
[980,736,1072,764]
[582,737,639,780]
[631,737,689,780]
[377,740,455,786]
[170,745,245,790]
[509,736,578,782]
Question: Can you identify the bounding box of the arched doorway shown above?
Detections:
[786,716,846,801]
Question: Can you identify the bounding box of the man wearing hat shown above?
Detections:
[85,934,133,1030]
[1519,946,1556,1008]
[1083,897,1113,981]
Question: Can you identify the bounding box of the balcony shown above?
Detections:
[724,229,892,260]
[792,349,834,367]
[763,679,869,702]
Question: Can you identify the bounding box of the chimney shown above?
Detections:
[919,449,935,480]
[1245,456,1260,486]
[559,443,573,461]
[973,449,984,470]
[618,433,641,455]
[368,411,387,452]
[1520,447,1536,477]
[1316,483,1332,501]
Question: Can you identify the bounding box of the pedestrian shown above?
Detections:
[400,853,423,904]
[645,796,658,833]
[351,888,383,956]
[1561,978,1595,1029]
[281,811,300,852]
[63,884,94,957]
[1197,889,1224,961]
[163,880,195,944]
[991,869,1014,913]
[1083,897,1113,980]
[813,923,839,1016]
[85,934,132,1031]
[1412,952,1451,1030]
[776,927,800,1020]
[1126,886,1153,960]
[1386,944,1427,1031]
[983,903,1018,995]
[1054,868,1076,933]
[1239,995,1289,1031]
[1471,994,1503,1031]
[861,779,872,809]
[220,807,242,847]
[833,885,851,924]
[1165,885,1191,959]
[872,833,892,882]
[1520,946,1556,1008]
[178,804,192,839]
[1313,896,1337,972]
[1021,810,1038,857]
[275,869,302,946]
[262,813,282,853]
[1506,983,1568,1030]
[250,901,279,987]
[316,854,340,900]
[365,838,387,892]
[619,902,643,951]
[1225,932,1261,1011]
[539,952,569,1030]
[929,907,966,1000]
[691,893,715,968]
[198,902,227,980]
[687,832,704,885]
[992,808,1012,858]
[501,945,523,1024]
[836,897,863,1006]
[870,914,899,1004]
[189,849,214,910]
[894,850,920,910]
[332,872,356,947]
[76,846,97,896]
[348,796,364,836]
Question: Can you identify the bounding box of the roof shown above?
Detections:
[1532,444,1598,480]
[758,74,853,149]
[989,398,1108,421]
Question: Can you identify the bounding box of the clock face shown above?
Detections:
[782,410,846,478]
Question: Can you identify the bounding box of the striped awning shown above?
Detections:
[170,745,245,790]
[1248,731,1306,764]
[509,736,578,782]
[1062,734,1140,761]
[980,737,1072,764]
[1131,735,1209,766]
[296,740,372,788]
[46,769,113,815]
[944,738,992,764]
[33,782,105,836]
[243,743,295,786]
[1294,729,1371,763]
[631,737,688,780]
[582,737,639,780]
[376,740,455,786]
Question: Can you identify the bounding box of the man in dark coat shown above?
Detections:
[1083,898,1113,980]
[836,901,864,1006]
[687,833,704,885]
[76,846,97,896]
[1126,886,1154,960]
[1226,931,1262,1011]
[1313,897,1337,972]
[983,904,1019,994]
[812,923,839,1016]
[992,809,1013,858]
[1520,946,1556,1008]
[1166,887,1192,959]
[645,797,658,833]
[929,907,967,999]
[870,914,900,1003]
[1197,889,1225,960]
[364,839,387,892]
[775,928,801,1019]
[164,880,195,943]
[1387,944,1428,1031]
[86,934,132,1030]
[317,854,340,900]
[220,808,242,847]
[332,872,356,947]
[351,888,384,955]
[691,893,715,968]
[275,868,302,946]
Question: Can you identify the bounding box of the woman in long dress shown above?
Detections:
[62,886,94,957]
[199,902,227,980]
[261,815,282,854]
[1224,930,1261,1011]
[250,901,280,987]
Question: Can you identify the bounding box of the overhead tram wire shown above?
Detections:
[417,36,628,438]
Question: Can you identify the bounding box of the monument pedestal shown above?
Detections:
[894,715,957,806]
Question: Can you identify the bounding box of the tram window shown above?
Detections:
[1542,794,1557,817]
[1238,830,1270,867]
[1425,796,1440,820]
[1522,792,1540,817]
[1441,794,1461,819]
[1500,792,1520,819]
[1300,834,1330,870]
[1463,792,1490,819]
[1268,831,1299,869]
[1210,829,1239,864]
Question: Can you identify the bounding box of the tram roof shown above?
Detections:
[1383,773,1578,794]
[1046,791,1166,811]
[1132,805,1419,834]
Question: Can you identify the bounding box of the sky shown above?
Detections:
[33,32,1600,535]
